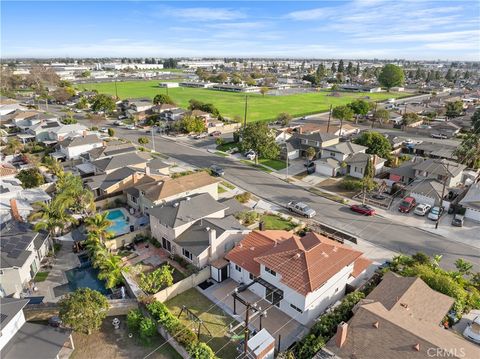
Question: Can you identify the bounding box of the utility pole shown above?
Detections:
[372,102,378,129]
[243,95,248,128]
[326,104,332,132]
[151,126,156,152]
[286,152,289,181]
[114,78,118,99]
[244,303,251,358]
[436,163,449,229]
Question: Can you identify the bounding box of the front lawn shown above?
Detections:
[221,181,236,190]
[216,141,239,152]
[34,271,49,282]
[261,214,296,231]
[218,185,227,194]
[165,288,239,358]
[258,158,287,170]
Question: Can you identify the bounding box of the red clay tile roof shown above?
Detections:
[224,230,292,276]
[352,256,373,278]
[0,166,17,177]
[227,231,366,295]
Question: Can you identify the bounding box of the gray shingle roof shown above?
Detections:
[323,141,367,155]
[407,179,444,200]
[149,193,227,228]
[58,134,101,148]
[412,158,465,178]
[459,182,480,210]
[296,132,339,144]
[92,152,150,173]
[0,298,29,330]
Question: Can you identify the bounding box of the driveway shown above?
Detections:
[277,159,307,176]
[201,279,308,351]
[452,309,480,341]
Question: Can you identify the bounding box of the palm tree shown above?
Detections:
[3,137,24,155]
[56,172,95,215]
[97,253,124,289]
[29,200,77,240]
[84,212,113,242]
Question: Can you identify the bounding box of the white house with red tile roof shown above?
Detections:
[225,230,372,325]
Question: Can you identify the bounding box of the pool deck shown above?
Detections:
[33,245,81,303]
[104,207,140,237]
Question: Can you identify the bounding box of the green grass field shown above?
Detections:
[261,214,296,231]
[78,80,407,122]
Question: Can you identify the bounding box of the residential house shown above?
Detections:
[286,132,340,160]
[321,142,367,162]
[151,103,179,114]
[405,178,449,208]
[160,108,187,122]
[459,181,480,222]
[125,171,219,213]
[56,134,103,160]
[122,98,153,120]
[26,120,62,142]
[46,123,90,142]
[412,158,466,187]
[411,141,457,161]
[0,219,50,297]
[146,158,170,176]
[80,141,137,162]
[149,193,249,267]
[0,99,26,116]
[91,151,151,175]
[344,153,386,179]
[0,298,74,359]
[388,159,417,185]
[225,231,372,326]
[325,272,479,359]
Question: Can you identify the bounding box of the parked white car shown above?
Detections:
[463,316,480,344]
[245,150,256,161]
[287,201,316,218]
[414,203,431,216]
[427,206,444,221]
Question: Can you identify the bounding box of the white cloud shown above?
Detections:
[286,8,333,21]
[161,7,246,21]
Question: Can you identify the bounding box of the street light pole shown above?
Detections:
[151,126,156,152]
[435,163,449,229]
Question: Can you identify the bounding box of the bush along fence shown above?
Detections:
[286,291,365,359]
[141,300,216,359]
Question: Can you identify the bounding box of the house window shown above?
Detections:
[182,248,193,261]
[330,152,336,157]
[265,267,276,276]
[335,288,339,293]
[290,303,303,313]
[130,195,137,204]
[235,264,242,272]
[249,273,254,280]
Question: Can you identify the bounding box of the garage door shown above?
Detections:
[316,164,333,177]
[410,193,435,207]
[465,208,480,222]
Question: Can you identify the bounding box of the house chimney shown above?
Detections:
[10,198,22,222]
[299,126,303,134]
[83,130,87,137]
[258,221,265,231]
[208,228,218,258]
[145,165,151,176]
[335,322,348,348]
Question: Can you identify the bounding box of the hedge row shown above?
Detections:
[146,301,216,359]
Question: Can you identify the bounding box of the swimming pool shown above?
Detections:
[106,209,131,237]
[65,263,110,295]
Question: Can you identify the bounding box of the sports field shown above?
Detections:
[78,80,407,122]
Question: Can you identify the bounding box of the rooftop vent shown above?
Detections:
[333,246,338,252]
[372,321,379,329]
[413,343,420,352]
[321,251,329,258]
[173,202,179,207]
[400,303,409,310]
[186,197,191,201]
[294,253,301,259]
[205,227,211,231]
[250,246,255,251]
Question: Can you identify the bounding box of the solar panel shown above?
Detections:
[0,313,7,324]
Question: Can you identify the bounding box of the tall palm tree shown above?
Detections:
[97,253,124,289]
[56,173,95,215]
[29,200,77,240]
[84,212,113,242]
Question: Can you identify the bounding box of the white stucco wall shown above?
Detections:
[0,309,26,350]
[61,142,103,159]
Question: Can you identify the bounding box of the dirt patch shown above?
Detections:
[70,316,181,359]
[317,178,358,198]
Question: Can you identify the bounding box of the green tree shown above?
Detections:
[306,147,316,160]
[153,93,175,105]
[445,68,455,82]
[91,94,116,113]
[76,96,88,109]
[42,156,64,177]
[2,137,24,155]
[240,122,280,164]
[378,64,405,91]
[180,115,206,134]
[138,136,149,145]
[372,108,390,128]
[190,342,216,359]
[445,100,464,119]
[348,99,371,121]
[453,133,480,169]
[80,70,91,78]
[355,131,392,159]
[455,259,473,276]
[139,264,174,294]
[260,87,269,97]
[56,172,94,214]
[471,108,480,132]
[97,253,124,289]
[331,62,337,73]
[139,317,157,344]
[30,199,77,238]
[107,128,115,137]
[84,212,113,242]
[59,288,109,334]
[16,168,45,188]
[316,63,327,80]
[402,112,420,126]
[337,59,345,73]
[276,112,292,126]
[332,105,354,123]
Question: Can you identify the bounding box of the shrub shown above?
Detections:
[139,264,174,294]
[127,309,143,332]
[234,211,259,225]
[235,191,252,204]
[189,342,216,359]
[139,317,157,344]
[339,178,363,191]
[138,136,149,145]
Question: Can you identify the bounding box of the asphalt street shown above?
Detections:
[112,125,479,271]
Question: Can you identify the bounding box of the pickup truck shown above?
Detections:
[286,201,316,218]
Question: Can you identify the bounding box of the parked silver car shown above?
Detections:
[286,201,316,218]
[414,203,431,216]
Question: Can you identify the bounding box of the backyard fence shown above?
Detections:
[94,193,126,210]
[104,228,149,250]
[153,267,210,302]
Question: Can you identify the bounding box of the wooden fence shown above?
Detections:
[153,267,210,302]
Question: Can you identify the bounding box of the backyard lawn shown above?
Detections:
[165,288,240,358]
[70,316,181,359]
[261,214,296,231]
[33,271,49,282]
[79,80,407,122]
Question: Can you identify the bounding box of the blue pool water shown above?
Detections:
[65,264,110,295]
[106,209,130,236]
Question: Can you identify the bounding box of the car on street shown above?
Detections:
[451,214,465,227]
[194,133,208,139]
[99,127,108,133]
[245,150,256,160]
[210,165,225,177]
[427,206,444,221]
[463,316,480,344]
[126,125,136,130]
[350,204,376,216]
[398,197,416,213]
[431,133,448,139]
[413,203,431,216]
[286,201,316,218]
[210,131,222,137]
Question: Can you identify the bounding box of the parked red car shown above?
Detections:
[398,196,417,213]
[210,131,222,137]
[350,204,376,216]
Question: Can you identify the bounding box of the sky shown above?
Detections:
[2,0,479,60]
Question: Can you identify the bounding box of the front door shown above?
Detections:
[220,266,228,282]
[162,237,171,252]
[265,287,282,307]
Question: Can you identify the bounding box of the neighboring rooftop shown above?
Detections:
[91,151,150,173]
[58,134,101,148]
[412,158,466,178]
